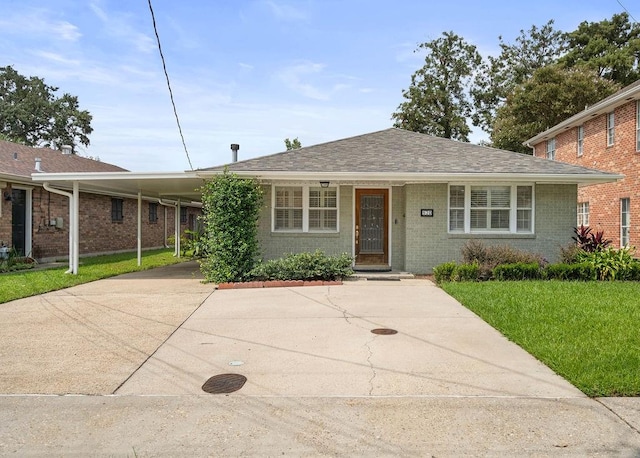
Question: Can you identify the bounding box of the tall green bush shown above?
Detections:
[199,170,263,283]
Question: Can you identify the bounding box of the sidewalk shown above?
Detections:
[0,264,638,456]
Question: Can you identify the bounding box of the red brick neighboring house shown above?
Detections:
[0,141,199,261]
[526,80,640,248]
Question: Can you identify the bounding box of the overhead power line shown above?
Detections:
[147,0,194,170]
[616,0,638,23]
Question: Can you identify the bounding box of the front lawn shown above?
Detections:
[0,249,189,304]
[441,280,640,397]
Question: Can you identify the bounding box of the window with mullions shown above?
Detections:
[577,202,589,227]
[577,125,584,157]
[546,138,555,160]
[149,202,158,223]
[309,187,337,231]
[449,185,534,234]
[273,185,339,232]
[607,112,615,146]
[111,198,123,222]
[274,187,303,231]
[621,198,630,247]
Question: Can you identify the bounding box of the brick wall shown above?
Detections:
[533,100,639,247]
[0,182,200,261]
[257,184,352,261]
[403,183,576,273]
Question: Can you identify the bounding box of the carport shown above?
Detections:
[31,171,206,274]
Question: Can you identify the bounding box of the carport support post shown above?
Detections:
[175,201,181,258]
[137,191,142,266]
[72,181,79,275]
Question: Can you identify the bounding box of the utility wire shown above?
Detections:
[147,0,194,170]
[616,0,638,23]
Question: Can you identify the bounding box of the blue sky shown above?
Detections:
[1,0,636,171]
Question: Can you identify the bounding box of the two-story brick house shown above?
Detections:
[526,80,640,248]
[0,140,200,262]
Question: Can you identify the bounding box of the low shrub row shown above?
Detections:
[249,250,354,281]
[435,258,640,283]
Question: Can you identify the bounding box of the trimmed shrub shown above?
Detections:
[249,250,354,281]
[493,262,541,281]
[544,262,595,281]
[199,170,263,283]
[461,240,545,279]
[452,262,480,282]
[433,261,457,283]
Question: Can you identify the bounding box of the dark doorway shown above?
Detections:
[11,189,27,256]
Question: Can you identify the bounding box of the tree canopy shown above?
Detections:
[393,12,638,153]
[392,31,481,141]
[491,65,619,153]
[284,137,302,150]
[0,66,93,152]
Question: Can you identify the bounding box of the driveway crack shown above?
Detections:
[364,335,377,396]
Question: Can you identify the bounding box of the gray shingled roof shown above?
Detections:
[0,140,127,178]
[200,128,614,177]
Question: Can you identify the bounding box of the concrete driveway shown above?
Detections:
[1,262,639,456]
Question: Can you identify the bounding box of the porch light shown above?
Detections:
[319,181,330,188]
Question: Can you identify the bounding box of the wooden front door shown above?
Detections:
[355,189,388,266]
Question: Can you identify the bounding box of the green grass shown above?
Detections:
[0,249,192,304]
[441,280,640,397]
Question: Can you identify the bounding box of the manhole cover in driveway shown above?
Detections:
[202,373,247,394]
[371,328,398,335]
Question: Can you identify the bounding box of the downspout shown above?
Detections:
[157,198,176,249]
[43,182,75,274]
[137,191,142,266]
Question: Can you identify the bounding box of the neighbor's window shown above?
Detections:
[546,138,556,160]
[111,198,123,222]
[149,202,158,223]
[577,125,584,157]
[607,112,615,146]
[273,185,339,232]
[449,184,534,234]
[180,207,187,224]
[577,202,589,227]
[621,198,630,247]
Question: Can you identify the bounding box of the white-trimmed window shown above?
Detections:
[577,125,584,157]
[636,101,640,152]
[546,138,555,160]
[621,198,630,247]
[273,185,338,232]
[577,202,589,227]
[607,112,615,146]
[449,184,534,234]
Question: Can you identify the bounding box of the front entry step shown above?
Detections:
[353,265,392,272]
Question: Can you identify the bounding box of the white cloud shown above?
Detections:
[262,0,309,21]
[0,9,81,42]
[89,1,155,54]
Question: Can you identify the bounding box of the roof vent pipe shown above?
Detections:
[34,158,41,172]
[230,143,239,163]
[61,145,72,155]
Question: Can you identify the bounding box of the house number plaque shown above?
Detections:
[421,209,434,217]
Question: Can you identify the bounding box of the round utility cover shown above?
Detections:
[202,373,247,394]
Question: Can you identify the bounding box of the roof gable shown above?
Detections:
[200,128,616,178]
[0,140,127,179]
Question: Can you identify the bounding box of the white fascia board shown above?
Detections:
[197,170,621,185]
[30,171,200,182]
[525,85,640,145]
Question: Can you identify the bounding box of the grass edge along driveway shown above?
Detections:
[441,280,640,397]
[0,249,191,304]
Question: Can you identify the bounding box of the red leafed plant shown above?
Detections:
[572,225,612,252]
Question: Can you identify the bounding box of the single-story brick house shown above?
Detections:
[0,140,201,271]
[33,128,620,274]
